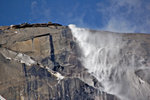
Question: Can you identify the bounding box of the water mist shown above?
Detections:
[69,24,150,100]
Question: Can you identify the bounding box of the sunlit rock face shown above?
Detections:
[69,24,150,100]
[1,22,150,100]
[0,23,119,100]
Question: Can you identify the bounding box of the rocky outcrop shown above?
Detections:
[0,22,62,30]
[0,23,119,100]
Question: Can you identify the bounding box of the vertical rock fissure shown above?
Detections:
[22,63,30,100]
[22,63,27,77]
[49,34,64,72]
[49,34,55,63]
[31,38,34,51]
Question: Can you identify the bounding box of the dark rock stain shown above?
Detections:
[22,63,28,77]
[49,34,55,63]
[49,34,64,72]
[22,63,30,100]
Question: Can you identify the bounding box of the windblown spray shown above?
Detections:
[69,24,150,100]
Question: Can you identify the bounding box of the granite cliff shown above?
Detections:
[0,23,150,100]
[0,23,119,100]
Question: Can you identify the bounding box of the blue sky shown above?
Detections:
[0,0,150,33]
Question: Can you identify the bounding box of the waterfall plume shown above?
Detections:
[69,24,150,100]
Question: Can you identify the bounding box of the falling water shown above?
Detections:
[69,24,150,100]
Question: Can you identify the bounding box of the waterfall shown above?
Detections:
[69,24,150,100]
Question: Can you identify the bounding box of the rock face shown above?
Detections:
[1,23,150,100]
[0,23,119,100]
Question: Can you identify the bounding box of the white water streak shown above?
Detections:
[69,24,150,100]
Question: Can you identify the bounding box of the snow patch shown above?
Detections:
[0,95,6,100]
[54,72,64,80]
[14,53,36,66]
[14,31,18,34]
[0,48,36,66]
